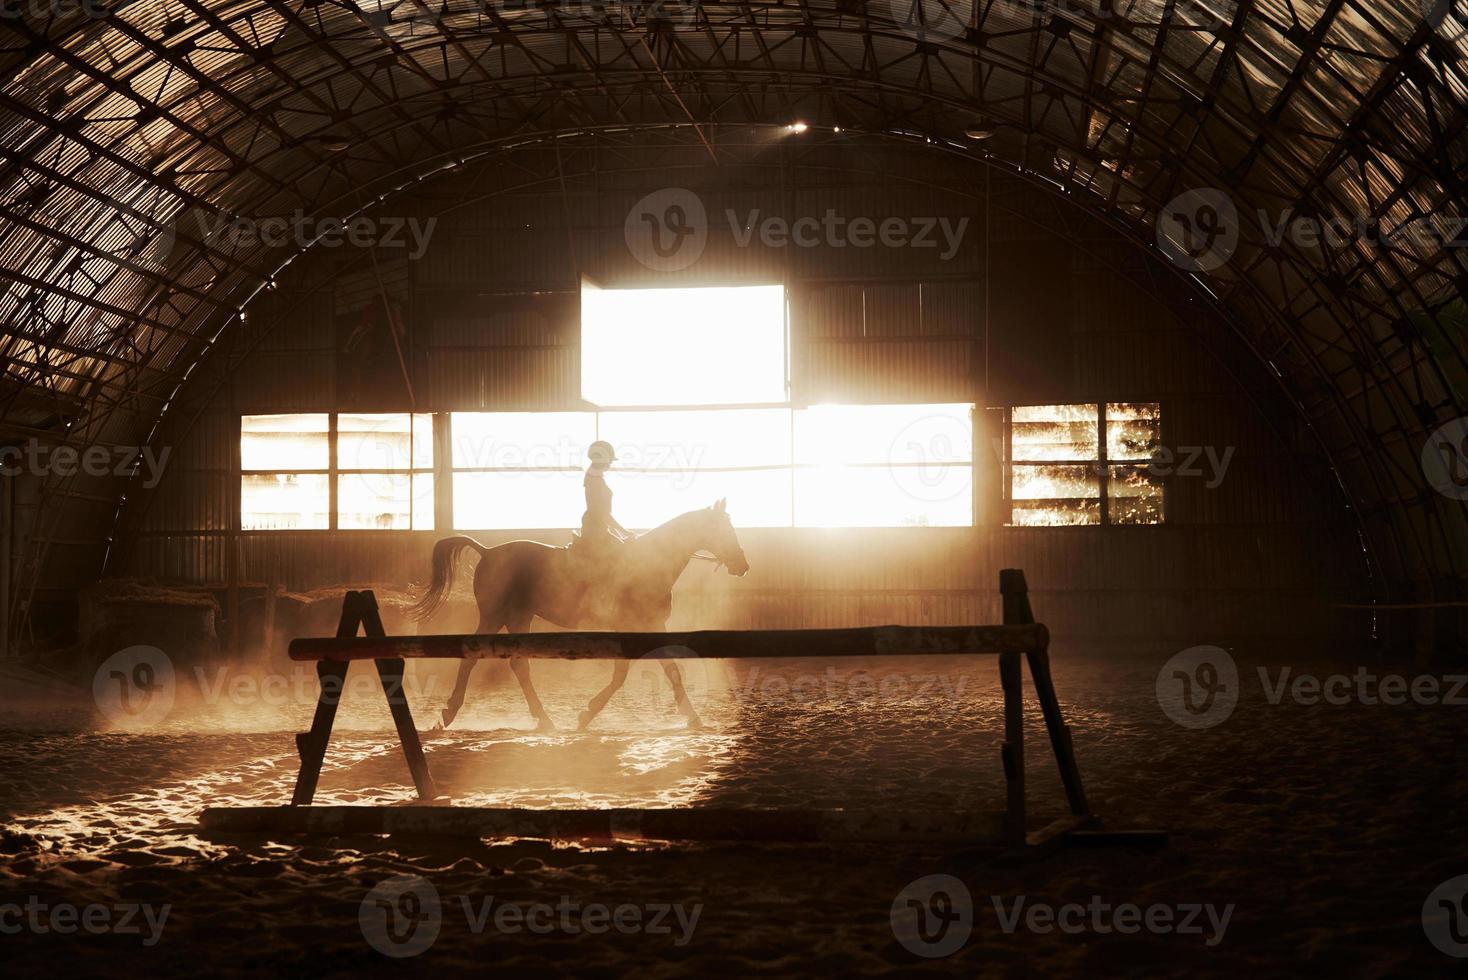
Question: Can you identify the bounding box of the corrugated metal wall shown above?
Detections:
[122,155,1361,654]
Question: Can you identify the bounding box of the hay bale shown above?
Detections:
[78,579,221,666]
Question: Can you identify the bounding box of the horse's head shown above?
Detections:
[702,499,749,576]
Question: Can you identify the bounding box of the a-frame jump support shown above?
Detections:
[292,590,437,806]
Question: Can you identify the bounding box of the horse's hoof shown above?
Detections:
[534,718,557,734]
[685,714,705,731]
[576,710,592,731]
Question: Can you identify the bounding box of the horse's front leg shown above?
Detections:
[510,656,556,732]
[437,658,478,730]
[577,661,629,731]
[660,660,703,730]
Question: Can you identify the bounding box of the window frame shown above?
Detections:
[239,412,435,532]
[1001,402,1166,528]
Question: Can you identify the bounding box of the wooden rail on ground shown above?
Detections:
[200,568,1100,852]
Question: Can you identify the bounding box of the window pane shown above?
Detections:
[241,473,329,530]
[451,412,596,470]
[614,469,793,529]
[795,466,971,527]
[241,414,328,470]
[338,413,433,471]
[1010,464,1100,526]
[1109,465,1164,525]
[598,408,792,470]
[338,472,434,530]
[453,471,585,529]
[1106,403,1161,462]
[581,283,786,406]
[795,404,972,466]
[1011,404,1098,461]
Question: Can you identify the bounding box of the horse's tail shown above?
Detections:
[410,535,487,622]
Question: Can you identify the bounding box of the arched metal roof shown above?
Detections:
[1,0,1465,613]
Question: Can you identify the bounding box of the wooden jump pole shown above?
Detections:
[287,623,1050,662]
[220,570,1107,851]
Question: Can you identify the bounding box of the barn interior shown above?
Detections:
[1,0,1466,975]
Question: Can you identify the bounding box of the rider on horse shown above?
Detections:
[578,440,633,560]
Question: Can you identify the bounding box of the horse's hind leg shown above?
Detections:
[578,661,629,731]
[505,613,555,732]
[661,661,703,730]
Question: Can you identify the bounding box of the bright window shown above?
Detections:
[580,282,787,406]
[448,405,969,530]
[240,412,434,530]
[240,414,330,530]
[795,404,972,527]
[1006,403,1162,526]
[450,412,595,530]
[336,413,435,530]
[599,408,793,528]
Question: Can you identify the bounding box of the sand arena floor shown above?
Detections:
[0,649,1463,977]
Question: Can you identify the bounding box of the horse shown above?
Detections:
[410,500,749,732]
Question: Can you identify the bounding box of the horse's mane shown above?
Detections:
[631,507,715,547]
